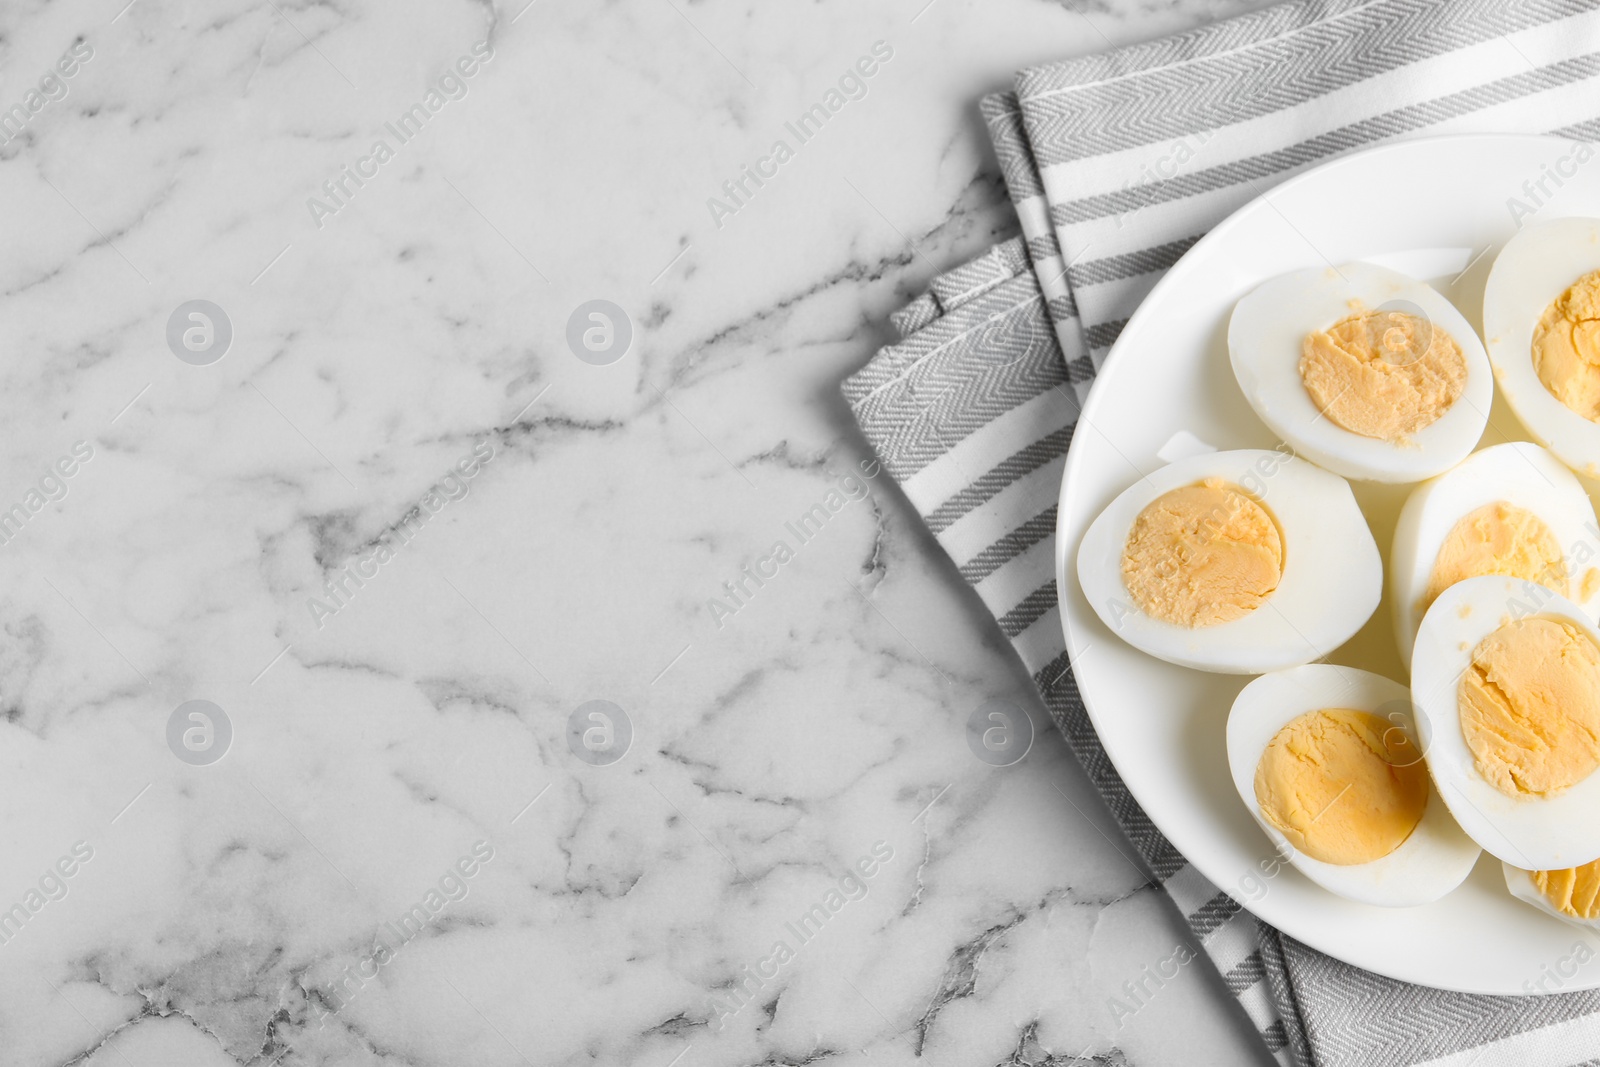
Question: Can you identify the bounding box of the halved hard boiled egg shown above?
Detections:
[1389,442,1600,669]
[1230,262,1491,482]
[1226,665,1479,906]
[1484,217,1600,478]
[1076,449,1381,674]
[1411,575,1600,869]
[1504,860,1600,929]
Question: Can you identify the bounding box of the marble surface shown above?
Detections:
[0,0,1287,1064]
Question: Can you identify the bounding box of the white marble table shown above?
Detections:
[0,1,1285,1064]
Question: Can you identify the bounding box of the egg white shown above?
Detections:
[1411,575,1600,869]
[1483,217,1600,479]
[1390,442,1600,670]
[1076,449,1381,674]
[1502,862,1600,931]
[1229,262,1492,483]
[1225,665,1479,907]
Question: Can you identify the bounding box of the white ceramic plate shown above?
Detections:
[1055,134,1600,994]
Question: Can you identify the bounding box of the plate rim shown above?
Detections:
[1053,131,1597,994]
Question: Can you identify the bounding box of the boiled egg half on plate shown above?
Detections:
[1230,262,1491,483]
[1226,664,1479,906]
[1389,441,1600,669]
[1076,449,1380,674]
[1411,575,1600,870]
[1484,216,1600,478]
[1504,859,1600,930]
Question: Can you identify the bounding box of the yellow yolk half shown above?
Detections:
[1458,616,1600,798]
[1299,310,1467,440]
[1423,502,1567,615]
[1532,270,1600,421]
[1253,708,1428,865]
[1530,859,1600,919]
[1119,478,1283,628]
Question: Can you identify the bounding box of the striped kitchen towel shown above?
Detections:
[844,1,1600,1065]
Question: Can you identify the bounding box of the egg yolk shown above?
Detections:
[1120,478,1283,628]
[1529,859,1600,919]
[1253,708,1428,865]
[1532,270,1600,421]
[1422,502,1567,614]
[1458,616,1600,798]
[1299,310,1466,441]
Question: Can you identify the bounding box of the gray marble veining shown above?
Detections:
[0,0,1281,1064]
